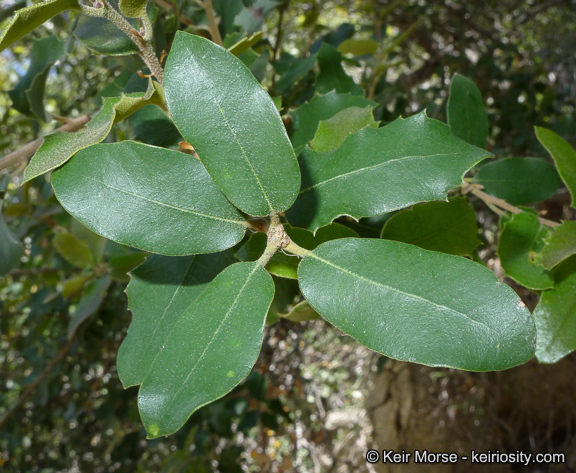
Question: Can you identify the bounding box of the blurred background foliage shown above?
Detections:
[1,0,576,471]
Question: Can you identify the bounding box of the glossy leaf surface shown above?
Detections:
[537,220,576,269]
[51,142,247,255]
[289,91,377,155]
[534,256,576,363]
[286,112,492,232]
[472,157,561,205]
[118,251,236,388]
[498,212,553,290]
[535,127,576,208]
[381,197,481,257]
[24,85,163,182]
[165,32,300,216]
[138,262,274,438]
[447,74,488,149]
[298,238,536,371]
[311,106,378,153]
[0,0,79,53]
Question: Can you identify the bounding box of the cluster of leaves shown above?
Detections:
[1,0,575,460]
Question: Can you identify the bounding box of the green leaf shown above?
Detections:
[119,0,148,18]
[315,43,363,96]
[280,300,319,323]
[289,91,377,155]
[233,0,278,34]
[537,220,576,269]
[497,212,553,290]
[0,0,80,53]
[298,238,536,371]
[68,276,112,339]
[273,53,316,95]
[381,197,481,257]
[447,74,489,149]
[311,106,379,153]
[227,31,263,56]
[535,127,576,208]
[237,223,357,279]
[0,217,23,275]
[108,252,147,282]
[267,277,300,323]
[51,141,247,255]
[164,32,300,217]
[53,232,95,269]
[117,251,236,388]
[9,35,66,121]
[533,256,576,363]
[286,112,492,232]
[138,261,274,438]
[128,105,181,148]
[337,38,378,56]
[73,0,153,56]
[24,83,163,182]
[472,157,561,205]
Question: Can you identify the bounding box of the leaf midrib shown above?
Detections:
[87,178,247,226]
[161,263,261,414]
[299,152,456,194]
[187,43,275,215]
[308,251,493,332]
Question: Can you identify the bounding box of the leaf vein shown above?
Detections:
[309,252,492,332]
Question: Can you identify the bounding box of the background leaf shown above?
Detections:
[337,38,378,56]
[8,35,66,121]
[315,43,363,95]
[118,251,236,388]
[138,262,274,438]
[537,220,576,269]
[0,0,80,53]
[164,32,300,217]
[53,232,95,269]
[534,256,576,363]
[51,142,247,255]
[381,197,481,257]
[280,300,319,323]
[498,212,554,290]
[72,0,153,56]
[535,127,576,208]
[289,91,377,155]
[311,106,379,152]
[24,85,163,182]
[472,157,561,205]
[68,276,112,339]
[286,112,492,232]
[447,74,489,149]
[119,0,148,18]
[298,238,536,371]
[0,217,23,276]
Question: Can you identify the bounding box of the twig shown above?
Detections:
[271,2,287,88]
[0,115,91,173]
[153,0,193,25]
[0,335,77,431]
[195,0,223,46]
[81,2,164,83]
[462,183,560,227]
